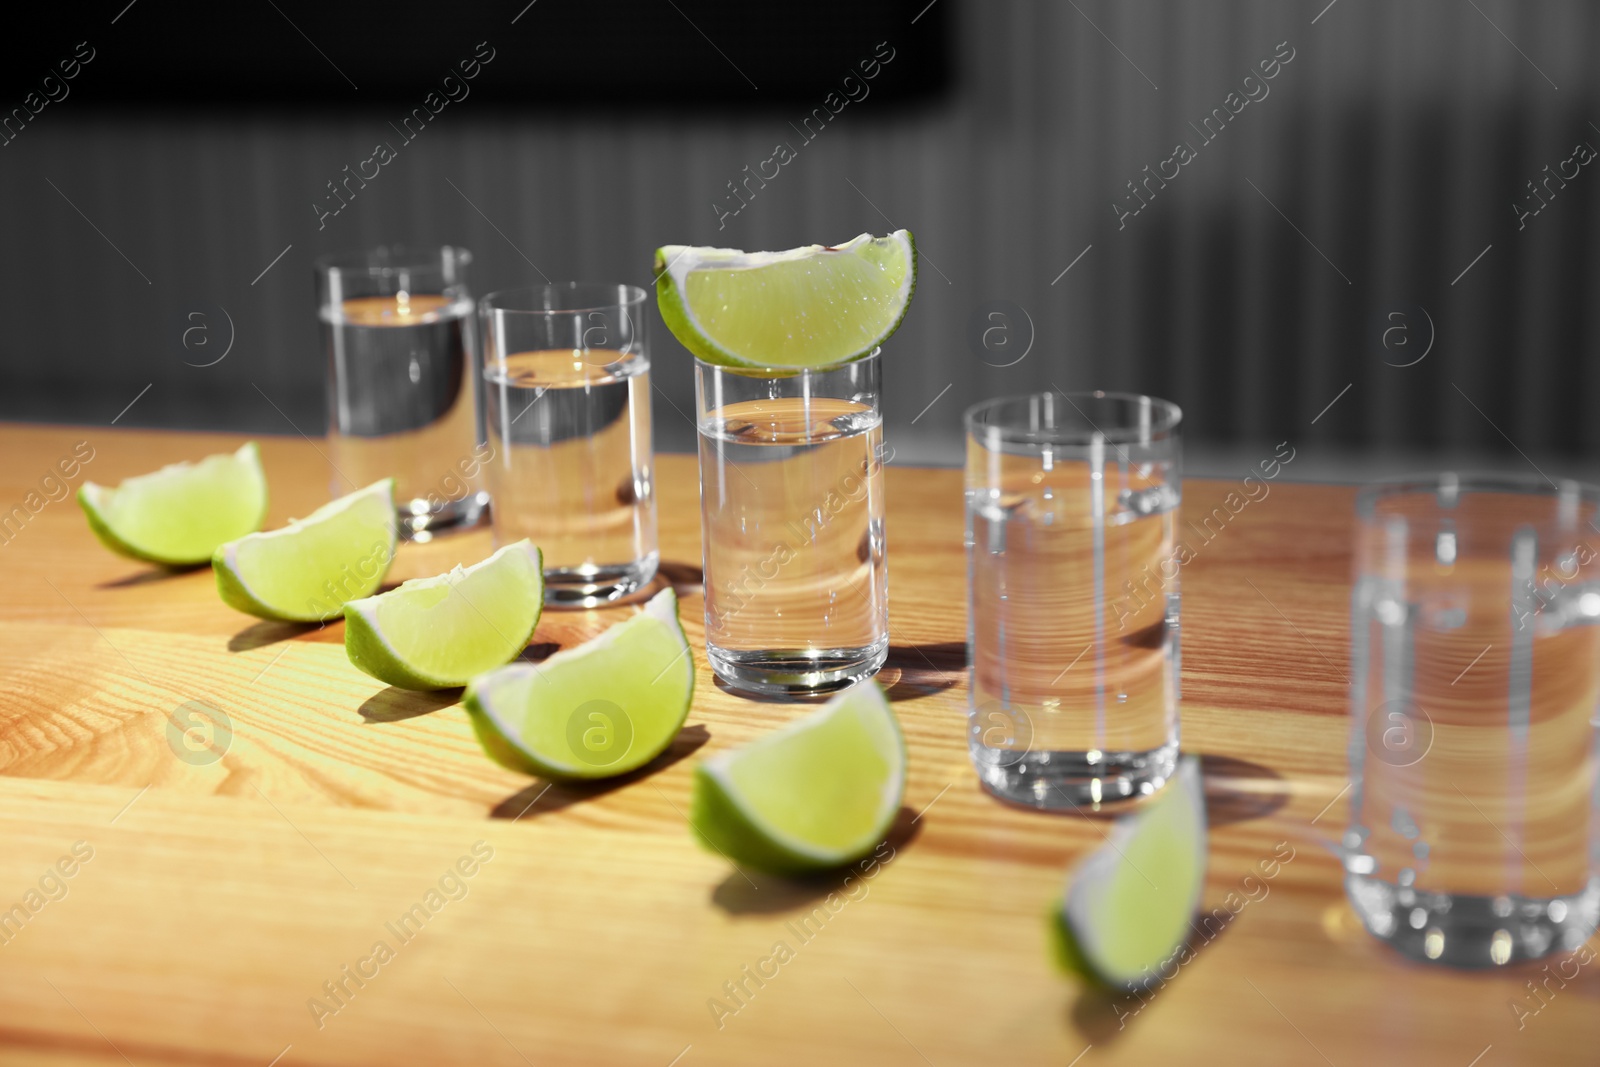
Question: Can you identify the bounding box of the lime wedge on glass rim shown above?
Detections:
[1050,756,1208,991]
[691,682,905,875]
[343,540,544,690]
[654,231,916,370]
[212,480,396,623]
[78,442,268,566]
[463,588,694,781]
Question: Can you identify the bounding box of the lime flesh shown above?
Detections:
[463,588,694,780]
[343,540,544,690]
[212,480,396,622]
[78,442,268,566]
[655,231,916,370]
[1052,756,1208,991]
[691,682,905,874]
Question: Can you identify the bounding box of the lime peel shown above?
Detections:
[690,682,905,875]
[343,540,544,690]
[78,442,268,566]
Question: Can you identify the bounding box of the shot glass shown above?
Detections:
[1345,474,1600,967]
[318,245,488,538]
[965,392,1182,808]
[479,283,658,607]
[694,351,888,696]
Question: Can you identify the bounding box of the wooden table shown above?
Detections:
[0,423,1592,1066]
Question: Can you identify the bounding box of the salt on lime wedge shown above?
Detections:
[463,587,694,780]
[690,682,905,875]
[78,442,268,566]
[343,540,544,690]
[655,231,916,370]
[1050,756,1208,991]
[212,480,396,623]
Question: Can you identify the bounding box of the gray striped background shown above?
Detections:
[2,0,1596,474]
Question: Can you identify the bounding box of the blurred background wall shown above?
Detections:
[1,0,1597,479]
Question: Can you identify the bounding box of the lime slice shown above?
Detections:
[343,540,544,690]
[690,682,905,874]
[212,481,396,622]
[1050,756,1207,991]
[463,588,694,780]
[78,442,268,566]
[655,230,916,370]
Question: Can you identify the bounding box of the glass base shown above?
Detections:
[706,639,888,698]
[543,555,659,609]
[397,492,489,541]
[1344,872,1600,967]
[972,740,1179,810]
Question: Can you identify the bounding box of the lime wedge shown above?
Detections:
[1051,756,1207,991]
[212,480,396,622]
[78,442,268,566]
[691,682,904,874]
[655,231,916,370]
[343,540,544,690]
[463,588,694,780]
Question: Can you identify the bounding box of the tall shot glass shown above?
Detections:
[1346,474,1600,967]
[965,392,1182,808]
[319,245,487,538]
[480,284,658,607]
[694,351,888,696]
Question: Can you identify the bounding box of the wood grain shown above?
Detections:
[0,422,1594,1066]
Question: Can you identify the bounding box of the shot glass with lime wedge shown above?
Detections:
[656,232,915,696]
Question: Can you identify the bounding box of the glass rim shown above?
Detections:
[1355,471,1600,523]
[314,244,471,275]
[964,390,1182,445]
[480,282,648,315]
[691,348,882,378]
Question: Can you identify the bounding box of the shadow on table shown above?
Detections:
[877,665,960,702]
[516,641,561,663]
[1199,753,1288,828]
[488,724,711,821]
[886,641,964,673]
[1068,912,1237,1042]
[229,618,323,652]
[96,563,203,588]
[882,642,963,701]
[710,804,922,916]
[656,560,705,596]
[360,686,461,723]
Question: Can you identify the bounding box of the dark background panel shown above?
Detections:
[0,1,950,105]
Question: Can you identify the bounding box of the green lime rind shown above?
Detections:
[343,540,544,691]
[212,480,396,623]
[78,442,268,566]
[1051,755,1208,991]
[462,588,694,781]
[1049,904,1104,986]
[654,231,917,372]
[689,682,906,875]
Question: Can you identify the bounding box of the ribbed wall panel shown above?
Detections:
[0,0,1593,463]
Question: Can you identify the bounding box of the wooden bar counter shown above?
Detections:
[0,424,1592,1065]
